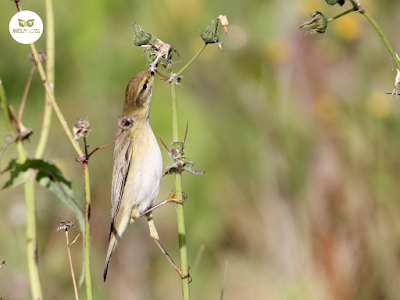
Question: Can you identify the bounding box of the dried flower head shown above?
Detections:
[19,127,34,140]
[300,11,328,34]
[73,119,91,140]
[29,50,47,63]
[118,117,134,130]
[218,15,229,34]
[57,220,77,232]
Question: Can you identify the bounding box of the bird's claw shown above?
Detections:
[167,189,187,204]
[178,267,192,283]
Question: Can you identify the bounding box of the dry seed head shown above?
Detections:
[57,220,77,232]
[19,127,34,140]
[73,119,91,140]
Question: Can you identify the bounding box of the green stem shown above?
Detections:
[83,162,93,300]
[29,43,83,157]
[170,78,190,300]
[360,11,400,70]
[347,0,400,70]
[25,176,43,300]
[35,0,54,159]
[327,8,355,22]
[17,141,43,300]
[176,44,207,76]
[2,76,43,300]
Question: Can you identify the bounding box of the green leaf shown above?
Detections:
[2,159,85,235]
[0,158,18,174]
[2,159,31,189]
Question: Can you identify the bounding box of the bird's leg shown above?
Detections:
[137,190,187,219]
[146,212,192,282]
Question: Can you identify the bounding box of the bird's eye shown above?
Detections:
[142,84,147,91]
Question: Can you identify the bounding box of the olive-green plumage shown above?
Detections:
[103,70,163,281]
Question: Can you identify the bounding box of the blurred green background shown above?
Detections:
[2,0,400,299]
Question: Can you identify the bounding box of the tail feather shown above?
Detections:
[103,215,131,282]
[103,223,118,282]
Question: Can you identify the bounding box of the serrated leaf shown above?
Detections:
[2,159,85,235]
[2,159,31,189]
[0,158,18,174]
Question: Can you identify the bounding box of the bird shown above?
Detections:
[103,70,163,281]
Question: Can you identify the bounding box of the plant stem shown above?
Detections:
[18,65,36,123]
[83,162,93,300]
[18,142,43,300]
[29,43,83,157]
[2,75,42,300]
[348,0,361,10]
[65,231,80,300]
[170,78,190,300]
[176,44,206,76]
[29,27,92,298]
[35,0,55,159]
[360,11,400,70]
[327,8,355,22]
[220,261,228,300]
[347,0,400,70]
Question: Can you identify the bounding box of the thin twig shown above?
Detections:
[76,131,123,162]
[18,65,36,123]
[29,43,83,157]
[65,231,80,300]
[220,261,228,300]
[347,0,400,70]
[327,8,355,22]
[14,0,21,12]
[176,44,207,76]
[35,0,55,159]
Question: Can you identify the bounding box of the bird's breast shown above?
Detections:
[122,123,163,215]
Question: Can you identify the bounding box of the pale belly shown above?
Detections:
[120,127,163,217]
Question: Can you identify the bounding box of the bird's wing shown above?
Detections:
[110,129,133,221]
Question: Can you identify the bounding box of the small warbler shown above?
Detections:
[103,70,163,281]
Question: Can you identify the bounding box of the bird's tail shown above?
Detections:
[103,216,130,282]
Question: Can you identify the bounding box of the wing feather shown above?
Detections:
[111,130,133,221]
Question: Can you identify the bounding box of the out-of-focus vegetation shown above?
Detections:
[1,0,400,299]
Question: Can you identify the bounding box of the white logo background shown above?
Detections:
[9,11,43,44]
